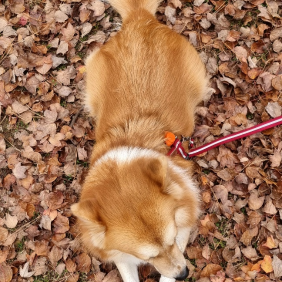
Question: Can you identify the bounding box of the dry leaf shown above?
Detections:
[19,262,35,278]
[272,255,282,278]
[249,190,265,210]
[201,264,222,277]
[89,0,105,17]
[0,263,13,282]
[261,255,273,273]
[53,213,69,233]
[49,246,63,266]
[241,246,259,261]
[12,162,27,179]
[265,102,282,118]
[4,214,18,229]
[75,253,91,273]
[33,257,48,276]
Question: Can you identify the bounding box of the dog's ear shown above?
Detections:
[71,201,106,248]
[141,156,168,187]
[71,200,101,223]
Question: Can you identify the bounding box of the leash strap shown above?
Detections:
[188,116,282,157]
[166,116,282,159]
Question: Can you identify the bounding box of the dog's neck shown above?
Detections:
[90,115,168,165]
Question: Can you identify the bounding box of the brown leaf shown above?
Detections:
[217,146,238,168]
[53,213,69,233]
[89,0,105,17]
[262,197,277,214]
[0,263,13,282]
[66,273,79,282]
[241,246,259,261]
[210,270,225,282]
[46,191,64,210]
[201,264,222,277]
[261,255,273,273]
[217,168,235,181]
[33,257,48,276]
[245,167,261,179]
[55,10,68,22]
[61,23,76,42]
[35,240,49,256]
[233,46,248,62]
[49,246,63,266]
[272,75,282,91]
[75,253,91,273]
[240,227,258,246]
[270,27,282,41]
[247,211,262,228]
[12,162,27,179]
[265,102,282,118]
[262,236,276,249]
[248,189,265,210]
[272,255,282,278]
[102,269,122,282]
[11,100,28,114]
[4,214,18,229]
[65,258,77,272]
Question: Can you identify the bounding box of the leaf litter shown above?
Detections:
[0,0,282,282]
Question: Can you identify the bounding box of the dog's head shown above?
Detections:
[71,148,199,280]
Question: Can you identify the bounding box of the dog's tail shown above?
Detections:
[108,0,161,19]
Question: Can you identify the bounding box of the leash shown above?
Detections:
[166,116,282,159]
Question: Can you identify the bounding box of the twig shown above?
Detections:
[70,106,83,128]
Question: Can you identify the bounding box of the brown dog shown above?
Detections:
[71,0,208,281]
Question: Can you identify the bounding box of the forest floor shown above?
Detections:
[0,0,282,281]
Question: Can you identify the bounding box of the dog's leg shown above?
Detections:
[159,277,175,282]
[159,227,191,282]
[115,262,139,282]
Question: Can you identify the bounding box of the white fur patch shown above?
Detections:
[137,245,159,259]
[163,222,177,246]
[109,250,144,265]
[175,208,189,227]
[90,230,106,248]
[94,147,160,168]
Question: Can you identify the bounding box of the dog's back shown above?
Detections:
[74,1,207,281]
[85,0,207,143]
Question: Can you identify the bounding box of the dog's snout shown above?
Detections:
[175,266,189,281]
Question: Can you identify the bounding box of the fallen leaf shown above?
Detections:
[75,253,91,273]
[33,257,48,276]
[89,0,105,17]
[12,162,27,179]
[263,236,276,249]
[4,214,18,229]
[201,264,222,277]
[49,246,63,266]
[53,213,69,233]
[249,190,265,210]
[261,255,273,273]
[272,75,282,91]
[272,255,282,278]
[19,262,35,278]
[265,102,282,118]
[0,263,13,282]
[241,246,259,261]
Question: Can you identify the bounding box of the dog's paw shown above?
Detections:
[159,276,175,282]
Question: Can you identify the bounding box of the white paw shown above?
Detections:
[159,276,175,282]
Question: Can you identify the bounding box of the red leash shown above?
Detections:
[166,116,282,159]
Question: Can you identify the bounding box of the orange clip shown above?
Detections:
[165,131,176,147]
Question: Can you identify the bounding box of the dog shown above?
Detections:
[71,0,208,281]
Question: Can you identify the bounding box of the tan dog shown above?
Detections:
[71,0,208,281]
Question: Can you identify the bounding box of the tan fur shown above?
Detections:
[72,0,207,280]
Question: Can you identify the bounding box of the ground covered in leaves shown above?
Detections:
[0,0,282,281]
